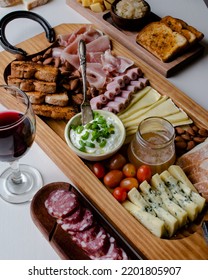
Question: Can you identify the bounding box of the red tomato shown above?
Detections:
[120,177,139,191]
[136,165,152,183]
[103,170,123,188]
[113,187,127,202]
[92,162,105,179]
[108,153,127,170]
[122,163,137,177]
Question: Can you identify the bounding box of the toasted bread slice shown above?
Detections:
[161,16,197,45]
[11,61,58,82]
[176,18,204,41]
[26,91,46,104]
[136,22,188,62]
[45,92,69,107]
[8,76,56,93]
[32,104,76,120]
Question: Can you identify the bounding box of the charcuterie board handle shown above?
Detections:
[0,10,55,57]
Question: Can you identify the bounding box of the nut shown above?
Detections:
[181,133,191,141]
[186,140,195,151]
[175,127,185,135]
[43,57,54,65]
[175,136,183,142]
[54,57,61,68]
[175,141,187,149]
[186,127,195,136]
[193,137,206,143]
[198,128,208,137]
[70,79,79,91]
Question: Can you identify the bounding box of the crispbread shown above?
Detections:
[136,22,188,62]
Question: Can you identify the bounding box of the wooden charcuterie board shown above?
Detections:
[1,24,208,259]
[66,0,204,77]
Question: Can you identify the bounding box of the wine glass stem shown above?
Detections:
[10,161,23,184]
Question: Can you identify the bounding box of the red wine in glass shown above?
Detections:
[0,111,35,162]
[0,85,43,204]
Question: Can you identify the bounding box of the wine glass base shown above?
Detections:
[0,164,43,204]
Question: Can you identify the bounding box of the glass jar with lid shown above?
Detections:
[128,117,176,174]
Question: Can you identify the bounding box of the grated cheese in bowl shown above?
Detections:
[115,0,149,19]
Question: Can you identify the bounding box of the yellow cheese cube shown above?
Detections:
[82,0,92,7]
[90,2,105,12]
[104,0,111,9]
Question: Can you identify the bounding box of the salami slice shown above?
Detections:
[57,206,83,225]
[71,225,100,245]
[79,226,110,257]
[91,237,128,260]
[61,208,94,232]
[45,189,79,219]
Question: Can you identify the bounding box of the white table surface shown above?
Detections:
[0,0,207,260]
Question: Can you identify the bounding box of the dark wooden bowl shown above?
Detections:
[110,0,151,31]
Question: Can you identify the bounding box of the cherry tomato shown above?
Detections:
[108,153,127,170]
[120,177,139,191]
[92,162,105,179]
[122,163,137,177]
[113,187,127,202]
[136,165,152,183]
[103,170,123,188]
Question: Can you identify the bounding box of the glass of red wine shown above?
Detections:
[0,85,43,203]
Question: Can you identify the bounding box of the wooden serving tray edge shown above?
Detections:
[0,23,208,259]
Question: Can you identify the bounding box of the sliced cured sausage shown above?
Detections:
[60,208,94,232]
[92,237,128,260]
[71,225,100,245]
[57,206,83,225]
[80,227,110,258]
[45,189,79,219]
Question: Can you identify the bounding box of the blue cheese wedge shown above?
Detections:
[160,171,198,222]
[122,200,166,238]
[139,181,179,237]
[151,174,188,227]
[127,187,156,216]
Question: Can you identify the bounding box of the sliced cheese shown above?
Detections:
[122,96,167,127]
[165,110,189,123]
[118,86,151,117]
[141,193,178,237]
[127,187,156,216]
[120,88,161,121]
[168,166,205,213]
[168,165,197,192]
[122,200,166,238]
[151,173,188,227]
[139,181,167,211]
[160,171,198,221]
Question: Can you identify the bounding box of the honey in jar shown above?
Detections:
[128,117,176,174]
